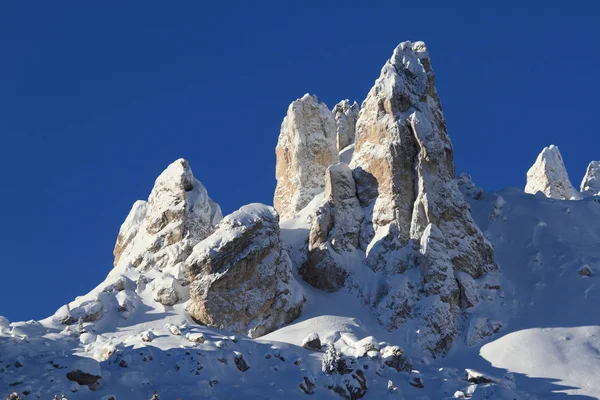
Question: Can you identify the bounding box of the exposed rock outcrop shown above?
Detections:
[580,161,600,195]
[300,163,363,291]
[113,158,223,273]
[274,94,339,220]
[296,41,497,356]
[333,100,359,152]
[186,204,305,338]
[524,145,580,200]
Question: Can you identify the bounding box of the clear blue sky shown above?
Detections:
[1,2,598,321]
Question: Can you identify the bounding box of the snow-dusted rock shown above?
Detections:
[70,300,104,323]
[381,345,412,372]
[409,370,424,388]
[274,94,339,220]
[301,333,322,351]
[457,173,483,200]
[186,204,305,337]
[113,159,222,273]
[150,274,185,306]
[113,200,147,267]
[580,161,600,195]
[0,316,9,334]
[300,163,363,291]
[140,330,156,342]
[52,305,73,325]
[333,99,359,152]
[186,332,205,344]
[578,264,593,277]
[293,40,497,355]
[525,145,580,200]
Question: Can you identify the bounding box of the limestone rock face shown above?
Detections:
[186,204,305,338]
[274,94,339,220]
[333,100,359,152]
[300,163,363,291]
[580,161,600,195]
[113,159,222,274]
[524,145,579,200]
[298,41,497,356]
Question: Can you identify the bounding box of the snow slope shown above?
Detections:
[466,187,600,398]
[3,184,600,399]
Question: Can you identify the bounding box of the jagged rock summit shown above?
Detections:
[274,94,339,220]
[288,41,498,355]
[580,160,600,195]
[524,145,580,200]
[113,158,223,272]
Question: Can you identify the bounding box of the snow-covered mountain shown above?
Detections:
[2,41,600,400]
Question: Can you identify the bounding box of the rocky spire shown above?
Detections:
[333,100,359,152]
[524,145,579,200]
[300,41,497,355]
[350,40,494,276]
[113,159,222,274]
[580,161,600,195]
[274,94,339,220]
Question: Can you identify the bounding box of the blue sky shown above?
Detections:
[1,2,598,321]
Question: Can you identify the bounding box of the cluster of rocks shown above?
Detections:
[53,159,306,339]
[312,332,415,399]
[524,144,600,199]
[274,41,498,355]
[54,40,512,356]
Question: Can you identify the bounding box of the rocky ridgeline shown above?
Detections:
[524,144,600,199]
[276,41,499,355]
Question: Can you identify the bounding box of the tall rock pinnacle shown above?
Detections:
[274,94,339,220]
[299,41,497,355]
[113,158,223,272]
[524,145,579,200]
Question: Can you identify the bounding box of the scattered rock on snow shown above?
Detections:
[301,333,322,351]
[186,332,205,344]
[234,352,250,372]
[66,370,101,390]
[141,330,156,342]
[299,376,316,395]
[578,265,593,277]
[381,346,412,372]
[409,370,424,388]
[465,369,496,384]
